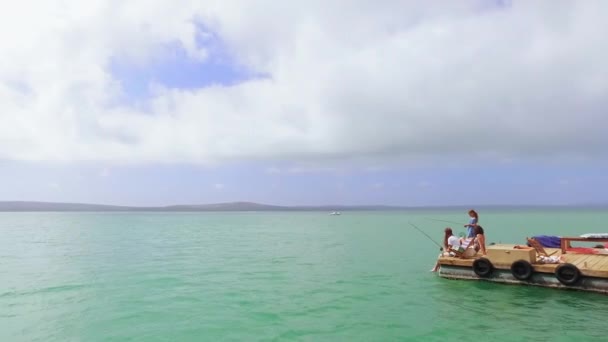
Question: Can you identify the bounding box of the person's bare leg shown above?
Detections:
[431,253,443,272]
[478,234,487,255]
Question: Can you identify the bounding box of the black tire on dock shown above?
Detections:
[555,263,581,285]
[472,257,494,277]
[510,260,533,280]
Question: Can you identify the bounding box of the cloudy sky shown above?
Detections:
[1,0,607,206]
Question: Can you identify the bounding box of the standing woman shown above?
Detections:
[464,209,479,238]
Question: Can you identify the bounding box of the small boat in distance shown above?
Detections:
[329,211,341,216]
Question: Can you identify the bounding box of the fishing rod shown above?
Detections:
[424,217,461,225]
[408,222,443,250]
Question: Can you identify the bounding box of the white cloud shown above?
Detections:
[213,183,225,190]
[99,168,111,178]
[1,1,608,165]
[265,167,282,174]
[287,166,339,174]
[47,182,60,190]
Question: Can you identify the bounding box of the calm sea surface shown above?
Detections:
[1,210,608,341]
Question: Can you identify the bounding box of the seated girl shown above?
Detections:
[474,225,487,256]
[431,228,461,272]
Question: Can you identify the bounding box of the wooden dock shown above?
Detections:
[437,243,608,294]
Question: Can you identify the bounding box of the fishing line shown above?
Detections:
[408,222,443,250]
[424,217,461,225]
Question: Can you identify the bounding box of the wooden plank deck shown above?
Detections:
[438,244,608,278]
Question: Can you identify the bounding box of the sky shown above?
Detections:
[1,0,608,206]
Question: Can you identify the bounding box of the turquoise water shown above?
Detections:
[1,210,608,341]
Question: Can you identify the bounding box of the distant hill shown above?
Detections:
[0,201,604,212]
[163,202,289,211]
[0,201,133,211]
[0,201,406,212]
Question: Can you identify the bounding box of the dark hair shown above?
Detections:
[474,225,484,235]
[444,227,453,248]
[468,209,479,220]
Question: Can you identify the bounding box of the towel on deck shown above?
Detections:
[580,233,608,239]
[538,255,561,264]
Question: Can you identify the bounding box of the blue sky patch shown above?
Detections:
[109,27,257,102]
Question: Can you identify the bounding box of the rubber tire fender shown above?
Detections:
[510,260,533,280]
[555,263,581,285]
[472,257,494,278]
